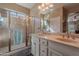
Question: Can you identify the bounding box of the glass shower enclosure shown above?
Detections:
[0,8,28,55]
[10,11,27,50]
[0,9,9,54]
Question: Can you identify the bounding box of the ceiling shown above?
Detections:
[16,3,79,14]
[17,3,78,9]
[17,3,35,9]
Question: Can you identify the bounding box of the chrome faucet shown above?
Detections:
[70,34,75,40]
[65,32,70,39]
[66,32,75,40]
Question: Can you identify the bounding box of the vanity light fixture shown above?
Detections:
[38,3,53,12]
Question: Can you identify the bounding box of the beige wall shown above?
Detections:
[49,4,64,32]
[0,3,30,15]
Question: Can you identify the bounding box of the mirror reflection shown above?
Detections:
[41,14,50,32]
[67,12,79,34]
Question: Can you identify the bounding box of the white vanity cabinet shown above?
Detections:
[31,35,39,56]
[39,38,48,56]
[48,40,63,56]
[48,40,79,56]
[31,35,79,56]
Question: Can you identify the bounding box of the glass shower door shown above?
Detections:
[10,11,26,50]
[0,9,9,54]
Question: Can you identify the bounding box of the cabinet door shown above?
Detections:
[39,39,47,56]
[31,35,36,55]
[48,40,64,56]
[40,47,47,56]
[48,40,79,56]
[31,35,39,56]
[35,37,39,56]
[52,42,79,56]
[48,48,63,56]
[31,41,36,56]
[40,39,47,47]
[48,49,57,56]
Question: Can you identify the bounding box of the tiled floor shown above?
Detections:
[0,46,33,56]
[11,48,32,56]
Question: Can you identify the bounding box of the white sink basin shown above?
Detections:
[56,37,77,43]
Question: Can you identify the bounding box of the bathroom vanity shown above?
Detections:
[31,33,79,56]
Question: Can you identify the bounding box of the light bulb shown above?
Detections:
[41,3,44,7]
[46,7,48,9]
[38,6,41,9]
[49,4,53,7]
[42,9,45,11]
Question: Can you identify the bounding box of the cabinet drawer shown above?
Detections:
[48,49,63,56]
[48,40,63,49]
[48,40,54,48]
[40,39,47,46]
[40,46,47,51]
[40,47,47,56]
[40,52,47,56]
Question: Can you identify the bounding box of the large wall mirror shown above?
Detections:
[67,12,79,34]
[41,13,61,33]
[41,14,50,32]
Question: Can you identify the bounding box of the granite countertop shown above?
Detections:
[33,33,79,48]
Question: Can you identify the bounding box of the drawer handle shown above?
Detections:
[42,50,45,52]
[34,43,36,45]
